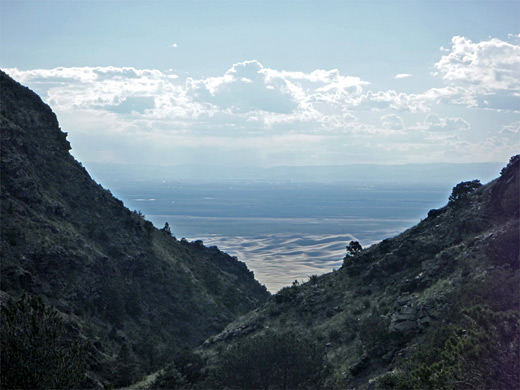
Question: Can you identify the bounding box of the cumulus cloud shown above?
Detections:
[354,90,430,112]
[4,44,515,167]
[3,59,465,138]
[186,60,373,117]
[186,60,299,114]
[105,96,156,114]
[434,35,520,107]
[424,114,470,132]
[381,114,404,130]
[4,66,204,122]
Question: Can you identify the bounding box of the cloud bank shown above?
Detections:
[5,35,519,166]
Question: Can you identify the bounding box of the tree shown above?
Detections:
[448,180,482,205]
[162,222,172,235]
[0,295,88,389]
[346,241,363,257]
[113,343,142,387]
[500,154,519,175]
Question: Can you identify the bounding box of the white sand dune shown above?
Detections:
[192,233,376,292]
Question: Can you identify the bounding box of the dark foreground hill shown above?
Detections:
[0,71,269,388]
[182,156,518,390]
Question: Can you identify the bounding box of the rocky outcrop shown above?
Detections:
[388,295,438,334]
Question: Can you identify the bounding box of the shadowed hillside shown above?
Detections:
[0,71,269,388]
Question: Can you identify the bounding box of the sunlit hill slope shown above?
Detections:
[197,154,519,389]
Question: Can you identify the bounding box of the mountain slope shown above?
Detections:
[197,156,519,389]
[0,71,269,387]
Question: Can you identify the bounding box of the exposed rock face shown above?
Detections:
[0,71,269,386]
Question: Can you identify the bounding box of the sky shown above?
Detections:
[1,0,519,168]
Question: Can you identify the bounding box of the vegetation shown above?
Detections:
[500,154,519,175]
[345,240,363,257]
[210,331,329,389]
[0,295,88,389]
[161,221,172,235]
[200,155,519,389]
[448,179,482,205]
[151,348,204,389]
[0,70,269,387]
[378,306,520,390]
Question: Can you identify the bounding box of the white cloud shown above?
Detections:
[394,73,412,79]
[186,60,373,118]
[500,121,520,134]
[4,45,516,167]
[423,114,470,132]
[186,60,299,114]
[354,90,430,112]
[5,66,173,111]
[434,35,520,95]
[171,43,178,48]
[381,114,404,130]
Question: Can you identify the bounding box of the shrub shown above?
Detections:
[0,295,88,389]
[152,365,188,389]
[379,306,520,390]
[212,331,329,389]
[427,208,443,219]
[152,348,204,388]
[359,310,391,355]
[112,343,142,387]
[274,285,297,304]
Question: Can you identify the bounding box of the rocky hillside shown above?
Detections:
[0,71,269,387]
[193,156,519,390]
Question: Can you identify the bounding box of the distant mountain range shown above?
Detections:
[84,160,505,186]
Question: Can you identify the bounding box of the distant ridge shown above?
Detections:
[84,161,504,185]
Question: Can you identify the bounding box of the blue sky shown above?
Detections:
[2,0,519,167]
